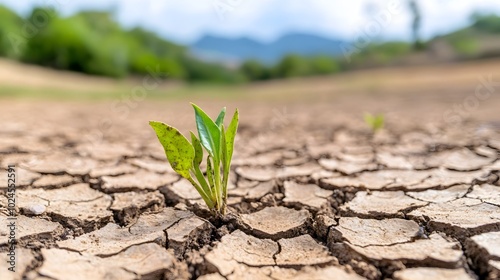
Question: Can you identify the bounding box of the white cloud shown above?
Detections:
[1,0,500,43]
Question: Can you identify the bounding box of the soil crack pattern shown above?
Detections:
[0,98,499,279]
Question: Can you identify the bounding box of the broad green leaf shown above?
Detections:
[190,132,203,166]
[149,121,194,179]
[225,109,239,171]
[215,107,226,127]
[192,103,221,160]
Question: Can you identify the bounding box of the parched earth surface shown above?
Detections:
[0,73,500,280]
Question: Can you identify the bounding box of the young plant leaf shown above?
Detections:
[206,155,218,207]
[215,107,226,127]
[206,156,215,187]
[225,109,239,170]
[190,132,213,198]
[149,121,194,179]
[192,103,221,160]
[364,113,384,132]
[190,132,204,166]
[150,104,239,216]
[374,115,385,130]
[186,176,215,209]
[221,124,228,201]
[221,125,227,174]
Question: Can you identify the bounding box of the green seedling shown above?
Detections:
[150,104,238,216]
[364,113,385,133]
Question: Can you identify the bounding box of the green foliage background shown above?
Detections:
[0,5,498,83]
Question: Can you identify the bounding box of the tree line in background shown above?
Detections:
[0,6,245,83]
[0,6,499,83]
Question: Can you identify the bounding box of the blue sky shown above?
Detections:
[2,0,500,44]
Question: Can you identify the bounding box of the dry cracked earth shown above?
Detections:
[0,94,499,280]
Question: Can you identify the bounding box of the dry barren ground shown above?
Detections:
[1,60,500,280]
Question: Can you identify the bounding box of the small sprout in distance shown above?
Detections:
[149,104,238,216]
[364,113,385,133]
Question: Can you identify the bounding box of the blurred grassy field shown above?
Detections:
[1,57,500,105]
[1,57,499,144]
[0,84,237,101]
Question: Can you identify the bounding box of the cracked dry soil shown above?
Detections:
[0,92,499,280]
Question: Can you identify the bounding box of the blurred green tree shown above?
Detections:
[240,60,271,81]
[309,56,341,75]
[471,13,500,33]
[182,56,244,83]
[273,54,311,78]
[22,15,128,77]
[0,6,24,58]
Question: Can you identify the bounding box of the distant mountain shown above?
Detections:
[190,33,349,64]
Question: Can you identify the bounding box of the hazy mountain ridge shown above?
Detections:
[191,33,349,64]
